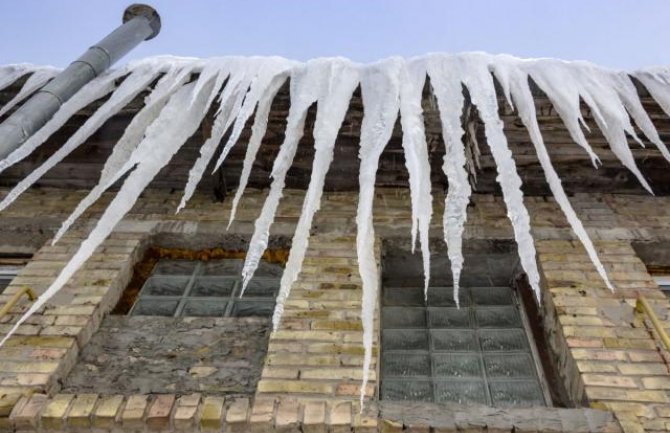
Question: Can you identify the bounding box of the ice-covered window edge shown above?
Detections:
[1,52,670,408]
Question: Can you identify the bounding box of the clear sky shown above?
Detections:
[1,0,668,71]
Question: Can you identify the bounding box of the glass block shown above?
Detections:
[231,301,274,317]
[382,353,430,377]
[143,277,189,296]
[383,329,429,351]
[201,259,243,276]
[153,260,197,276]
[427,287,469,307]
[242,279,279,298]
[489,380,545,407]
[479,329,528,351]
[470,287,513,305]
[434,380,488,405]
[191,278,235,297]
[181,300,227,317]
[474,306,521,328]
[431,330,478,351]
[382,307,426,329]
[254,261,284,277]
[484,353,535,378]
[132,299,178,316]
[433,354,482,378]
[381,380,432,401]
[428,307,470,328]
[383,286,425,306]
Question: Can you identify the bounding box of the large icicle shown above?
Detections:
[399,60,433,297]
[450,53,542,299]
[211,58,298,173]
[178,58,296,212]
[239,60,334,295]
[525,60,653,193]
[631,69,670,162]
[424,56,473,306]
[0,67,60,117]
[491,55,614,291]
[53,63,196,242]
[271,59,359,328]
[355,58,401,406]
[0,76,220,348]
[0,69,125,175]
[227,70,290,229]
[0,66,159,212]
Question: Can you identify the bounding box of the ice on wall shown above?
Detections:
[399,61,433,298]
[1,54,669,401]
[270,59,359,327]
[355,58,402,405]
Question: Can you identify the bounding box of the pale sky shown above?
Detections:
[1,0,668,71]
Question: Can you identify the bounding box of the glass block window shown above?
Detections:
[0,265,21,294]
[654,276,670,298]
[129,258,281,318]
[381,285,548,407]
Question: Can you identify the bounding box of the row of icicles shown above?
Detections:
[1,53,670,405]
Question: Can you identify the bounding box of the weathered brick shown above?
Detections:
[41,393,74,430]
[93,395,124,428]
[66,393,98,428]
[146,394,175,431]
[200,396,225,431]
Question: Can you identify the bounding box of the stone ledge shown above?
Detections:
[0,393,622,432]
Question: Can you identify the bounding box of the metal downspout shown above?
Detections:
[0,4,162,160]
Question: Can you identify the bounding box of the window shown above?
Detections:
[380,285,550,407]
[129,258,281,317]
[654,275,670,298]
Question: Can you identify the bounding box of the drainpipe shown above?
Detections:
[0,4,161,160]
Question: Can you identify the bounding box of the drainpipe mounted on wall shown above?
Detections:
[0,4,161,160]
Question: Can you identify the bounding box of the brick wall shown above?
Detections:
[0,187,669,431]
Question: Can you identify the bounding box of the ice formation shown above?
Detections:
[1,52,670,403]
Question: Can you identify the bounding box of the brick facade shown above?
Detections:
[0,187,669,431]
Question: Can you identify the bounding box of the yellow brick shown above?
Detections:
[200,396,225,431]
[582,374,637,388]
[257,380,336,395]
[617,363,668,375]
[93,395,124,428]
[67,394,98,428]
[41,394,74,430]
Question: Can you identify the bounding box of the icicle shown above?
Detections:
[399,60,433,298]
[491,55,615,292]
[0,69,125,176]
[211,58,298,173]
[0,66,158,212]
[239,60,333,295]
[424,56,473,307]
[53,64,195,243]
[0,67,59,117]
[526,60,653,193]
[355,58,401,407]
[177,59,250,212]
[270,59,359,328]
[635,68,670,118]
[227,70,290,229]
[0,64,36,92]
[178,58,296,213]
[631,69,670,162]
[0,75,220,348]
[521,60,601,166]
[446,53,542,299]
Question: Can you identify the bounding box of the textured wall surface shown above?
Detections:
[0,187,669,431]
